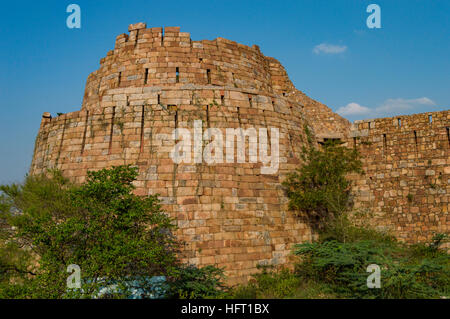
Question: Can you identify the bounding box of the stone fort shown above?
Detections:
[30,23,449,284]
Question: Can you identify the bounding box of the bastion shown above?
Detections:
[30,23,449,283]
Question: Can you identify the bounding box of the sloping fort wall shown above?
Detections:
[30,23,449,282]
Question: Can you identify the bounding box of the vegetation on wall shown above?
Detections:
[257,138,450,299]
[282,133,363,231]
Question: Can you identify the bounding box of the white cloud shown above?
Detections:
[376,97,435,114]
[337,97,436,120]
[313,43,347,55]
[336,103,371,116]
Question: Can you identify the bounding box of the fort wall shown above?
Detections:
[31,85,315,284]
[29,23,449,282]
[350,111,450,242]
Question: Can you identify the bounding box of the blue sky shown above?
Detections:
[0,0,449,183]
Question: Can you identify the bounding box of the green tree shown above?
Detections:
[282,135,362,231]
[0,165,179,298]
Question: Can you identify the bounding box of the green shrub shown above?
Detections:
[0,166,180,298]
[294,238,449,299]
[231,266,335,299]
[232,267,301,299]
[282,138,362,231]
[168,264,227,299]
[319,210,395,244]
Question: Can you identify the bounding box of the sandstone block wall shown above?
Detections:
[350,111,450,242]
[31,84,317,284]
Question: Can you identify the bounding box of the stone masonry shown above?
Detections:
[349,111,449,242]
[30,23,449,284]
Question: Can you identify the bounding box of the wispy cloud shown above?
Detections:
[313,43,347,55]
[375,97,435,114]
[336,102,371,116]
[336,97,436,120]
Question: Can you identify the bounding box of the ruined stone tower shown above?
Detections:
[30,23,449,283]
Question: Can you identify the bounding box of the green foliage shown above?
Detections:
[319,211,395,244]
[282,138,362,230]
[232,267,299,299]
[0,165,180,298]
[294,237,449,299]
[0,241,36,298]
[231,266,335,299]
[168,265,227,299]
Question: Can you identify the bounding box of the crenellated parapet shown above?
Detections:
[81,23,350,140]
[83,24,278,110]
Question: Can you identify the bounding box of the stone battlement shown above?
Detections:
[351,110,449,136]
[82,23,350,139]
[83,24,286,109]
